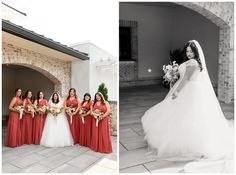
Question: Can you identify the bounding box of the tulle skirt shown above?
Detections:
[40,112,74,147]
[142,80,233,159]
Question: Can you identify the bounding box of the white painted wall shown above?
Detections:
[119,3,219,86]
[2,66,54,118]
[71,59,90,100]
[71,42,117,101]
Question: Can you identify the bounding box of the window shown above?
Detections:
[119,27,132,61]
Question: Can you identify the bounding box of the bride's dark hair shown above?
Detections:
[52,92,59,104]
[183,41,203,72]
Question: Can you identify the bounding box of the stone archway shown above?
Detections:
[2,42,71,97]
[174,2,234,103]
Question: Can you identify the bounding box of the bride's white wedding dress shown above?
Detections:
[40,94,73,147]
[141,40,233,172]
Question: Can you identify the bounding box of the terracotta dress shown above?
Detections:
[33,99,47,144]
[6,97,23,147]
[90,102,113,153]
[66,98,80,144]
[21,99,34,144]
[79,101,93,147]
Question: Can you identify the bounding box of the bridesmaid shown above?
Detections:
[64,88,81,144]
[33,91,47,144]
[90,92,112,153]
[21,90,34,144]
[79,93,93,147]
[6,88,23,147]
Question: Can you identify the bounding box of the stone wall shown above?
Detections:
[120,61,136,81]
[109,102,117,136]
[2,42,71,97]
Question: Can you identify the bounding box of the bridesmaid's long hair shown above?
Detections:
[67,88,77,100]
[24,90,33,103]
[37,91,45,105]
[82,93,91,105]
[93,92,105,107]
[15,88,22,99]
[52,92,59,104]
[183,41,203,71]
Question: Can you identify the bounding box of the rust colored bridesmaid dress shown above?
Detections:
[66,98,80,144]
[79,100,93,147]
[33,99,47,144]
[21,98,34,144]
[6,97,23,147]
[90,102,112,153]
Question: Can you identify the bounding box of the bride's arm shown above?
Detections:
[172,59,199,99]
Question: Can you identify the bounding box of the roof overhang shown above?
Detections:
[2,19,89,61]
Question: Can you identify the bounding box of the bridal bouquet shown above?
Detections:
[27,104,35,118]
[79,107,88,124]
[48,106,61,117]
[163,61,180,87]
[14,105,25,119]
[91,109,104,127]
[36,105,47,115]
[66,105,76,124]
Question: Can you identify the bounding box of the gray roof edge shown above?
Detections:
[2,19,89,60]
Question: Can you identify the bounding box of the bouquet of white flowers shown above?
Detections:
[27,104,35,118]
[79,107,88,124]
[66,105,76,124]
[14,105,25,119]
[36,105,47,115]
[91,109,104,127]
[48,105,61,117]
[163,61,180,87]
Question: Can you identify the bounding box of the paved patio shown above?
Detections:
[119,85,234,173]
[2,126,117,173]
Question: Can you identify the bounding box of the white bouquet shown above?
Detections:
[163,61,180,87]
[79,107,88,124]
[14,105,25,119]
[66,105,76,124]
[91,109,104,127]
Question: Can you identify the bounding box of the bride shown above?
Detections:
[142,40,233,172]
[40,92,73,147]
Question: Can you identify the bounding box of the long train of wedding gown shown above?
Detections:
[141,40,233,172]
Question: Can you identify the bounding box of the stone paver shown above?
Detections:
[2,163,21,173]
[18,163,51,173]
[2,127,117,173]
[119,85,234,173]
[67,153,100,171]
[120,165,150,173]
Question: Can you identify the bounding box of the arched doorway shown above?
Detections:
[175,2,234,103]
[2,64,56,120]
[119,2,233,104]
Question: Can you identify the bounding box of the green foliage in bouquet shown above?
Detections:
[98,83,108,101]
